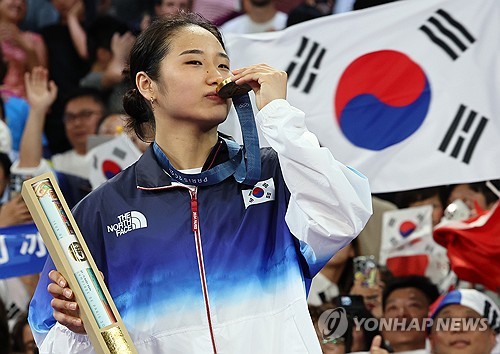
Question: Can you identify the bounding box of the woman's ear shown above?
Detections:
[136,71,156,99]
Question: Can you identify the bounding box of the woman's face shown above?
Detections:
[0,0,26,24]
[152,26,231,131]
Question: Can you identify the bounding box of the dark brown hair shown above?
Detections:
[123,12,225,141]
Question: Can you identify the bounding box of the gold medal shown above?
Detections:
[216,77,252,99]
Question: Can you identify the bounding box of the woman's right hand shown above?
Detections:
[47,270,86,334]
[232,64,287,110]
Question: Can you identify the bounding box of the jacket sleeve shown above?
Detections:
[29,258,95,353]
[255,99,373,277]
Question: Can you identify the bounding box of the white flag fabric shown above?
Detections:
[88,134,141,190]
[221,0,500,193]
[380,205,451,291]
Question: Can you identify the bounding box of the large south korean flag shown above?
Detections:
[221,0,500,193]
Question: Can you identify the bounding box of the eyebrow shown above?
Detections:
[385,296,426,305]
[439,309,478,317]
[179,49,229,60]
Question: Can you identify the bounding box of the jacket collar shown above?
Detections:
[135,138,229,189]
[135,145,172,188]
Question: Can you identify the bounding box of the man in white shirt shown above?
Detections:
[220,0,287,34]
[51,89,105,180]
[381,276,439,353]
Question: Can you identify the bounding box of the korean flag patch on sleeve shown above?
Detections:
[242,178,275,209]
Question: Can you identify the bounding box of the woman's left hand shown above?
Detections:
[232,64,287,110]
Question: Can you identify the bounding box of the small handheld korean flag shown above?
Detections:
[381,205,450,290]
[242,178,275,208]
[88,134,141,190]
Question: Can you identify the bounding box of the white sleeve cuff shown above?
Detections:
[10,158,52,176]
[38,322,94,354]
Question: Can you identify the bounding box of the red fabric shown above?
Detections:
[386,255,429,277]
[429,293,446,316]
[433,202,500,292]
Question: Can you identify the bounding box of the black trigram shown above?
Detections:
[286,36,326,94]
[92,147,126,169]
[438,104,488,164]
[484,300,500,333]
[7,302,21,321]
[419,9,475,60]
[112,147,126,159]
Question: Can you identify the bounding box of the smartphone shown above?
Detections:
[335,295,366,311]
[353,255,378,287]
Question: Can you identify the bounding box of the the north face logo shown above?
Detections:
[107,211,147,237]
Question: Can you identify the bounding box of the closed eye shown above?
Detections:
[186,60,202,65]
[219,63,230,70]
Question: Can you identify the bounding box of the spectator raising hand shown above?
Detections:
[66,0,88,60]
[25,67,58,110]
[81,15,134,112]
[101,30,135,89]
[18,67,57,169]
[0,66,56,227]
[350,266,384,319]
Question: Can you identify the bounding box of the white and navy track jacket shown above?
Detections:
[29,99,372,354]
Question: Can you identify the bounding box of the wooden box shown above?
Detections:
[22,172,136,354]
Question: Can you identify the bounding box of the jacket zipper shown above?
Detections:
[189,187,218,353]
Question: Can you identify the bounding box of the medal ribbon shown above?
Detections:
[153,93,261,186]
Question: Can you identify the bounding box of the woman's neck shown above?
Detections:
[155,125,219,170]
